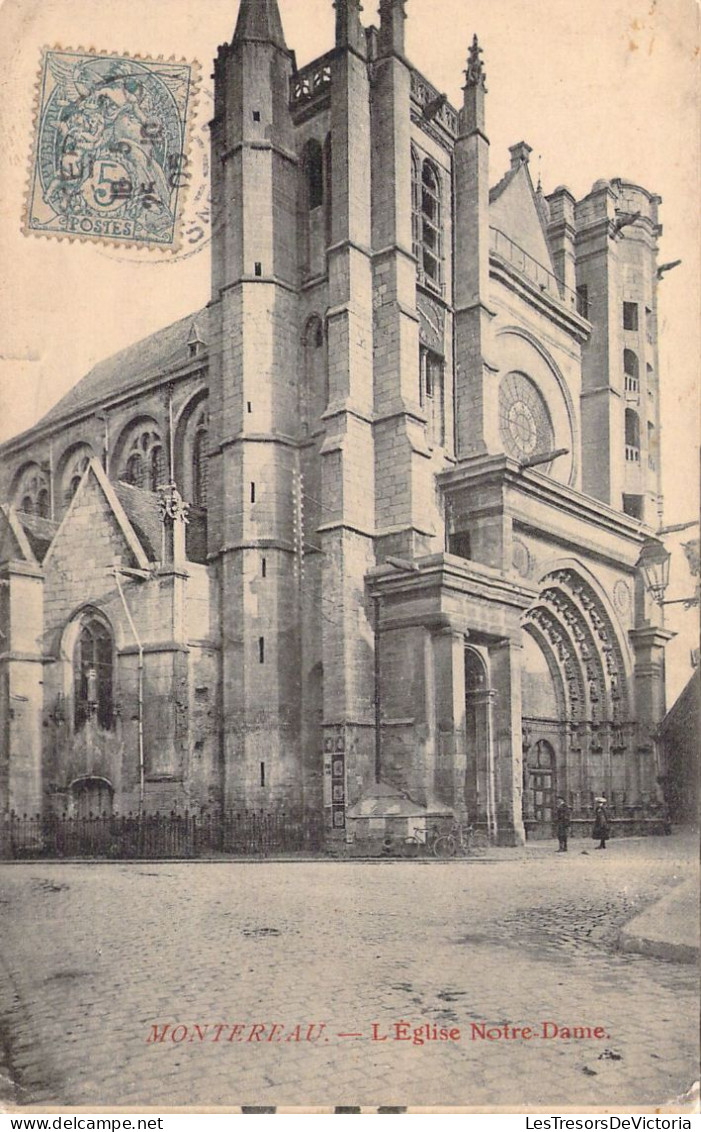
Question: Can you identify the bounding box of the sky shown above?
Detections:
[0,0,698,696]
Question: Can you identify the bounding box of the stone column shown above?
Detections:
[431,627,468,818]
[489,637,526,845]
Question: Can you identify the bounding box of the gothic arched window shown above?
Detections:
[61,449,92,505]
[192,421,208,507]
[74,615,114,731]
[13,463,50,517]
[420,159,442,285]
[120,426,164,491]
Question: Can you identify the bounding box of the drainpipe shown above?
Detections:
[373,594,381,783]
[113,568,145,809]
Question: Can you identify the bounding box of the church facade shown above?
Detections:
[0,0,672,843]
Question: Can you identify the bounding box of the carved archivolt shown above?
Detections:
[523,568,630,726]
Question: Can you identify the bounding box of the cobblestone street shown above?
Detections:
[0,832,697,1111]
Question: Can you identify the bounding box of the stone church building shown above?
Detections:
[0,0,673,843]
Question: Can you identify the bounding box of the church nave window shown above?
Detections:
[13,463,50,518]
[74,614,114,731]
[120,427,166,492]
[412,151,443,289]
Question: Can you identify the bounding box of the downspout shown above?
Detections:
[373,593,381,783]
[113,568,145,809]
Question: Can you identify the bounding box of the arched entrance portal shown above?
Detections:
[70,776,114,818]
[521,630,565,835]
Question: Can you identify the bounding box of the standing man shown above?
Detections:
[555,796,571,852]
[592,796,610,849]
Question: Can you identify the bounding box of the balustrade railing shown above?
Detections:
[290,52,334,107]
[489,228,578,310]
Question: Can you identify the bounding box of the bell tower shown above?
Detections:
[208,0,305,814]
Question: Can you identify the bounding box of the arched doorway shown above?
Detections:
[70,776,114,818]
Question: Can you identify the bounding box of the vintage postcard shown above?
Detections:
[0,0,698,1116]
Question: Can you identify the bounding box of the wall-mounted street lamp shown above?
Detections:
[640,532,700,607]
[639,539,671,606]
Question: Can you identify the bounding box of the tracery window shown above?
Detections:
[14,464,50,518]
[74,615,113,731]
[498,373,554,463]
[121,428,165,491]
[63,450,92,504]
[412,152,443,287]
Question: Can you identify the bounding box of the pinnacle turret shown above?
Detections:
[334,0,366,54]
[464,34,487,92]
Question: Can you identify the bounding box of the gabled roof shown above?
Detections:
[33,307,209,431]
[490,161,556,275]
[44,457,153,572]
[0,505,42,566]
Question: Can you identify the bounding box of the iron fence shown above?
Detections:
[0,810,325,860]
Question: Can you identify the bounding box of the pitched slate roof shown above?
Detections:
[114,482,163,563]
[35,308,209,429]
[489,161,555,272]
[16,512,59,563]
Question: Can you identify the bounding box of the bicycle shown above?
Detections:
[400,824,441,858]
[433,822,490,858]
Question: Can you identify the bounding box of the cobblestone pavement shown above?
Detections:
[0,831,697,1111]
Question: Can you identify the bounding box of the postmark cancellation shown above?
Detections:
[25,48,198,250]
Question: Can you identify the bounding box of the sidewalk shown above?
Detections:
[617,877,699,963]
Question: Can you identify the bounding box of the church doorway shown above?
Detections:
[524,740,555,824]
[70,776,114,819]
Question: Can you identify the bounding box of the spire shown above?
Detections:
[233,0,287,50]
[464,34,487,93]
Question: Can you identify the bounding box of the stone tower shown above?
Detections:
[575,179,663,526]
[208,0,306,814]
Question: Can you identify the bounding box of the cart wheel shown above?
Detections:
[433,835,457,858]
[402,837,421,858]
[469,829,490,852]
